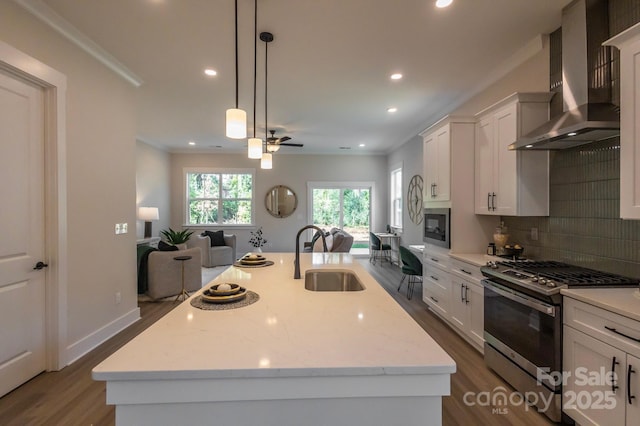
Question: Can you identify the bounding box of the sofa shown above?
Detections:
[187,232,237,267]
[304,228,354,253]
[139,247,202,300]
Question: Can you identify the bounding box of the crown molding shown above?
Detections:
[14,0,143,87]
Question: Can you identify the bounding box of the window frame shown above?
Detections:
[390,163,403,231]
[183,167,256,228]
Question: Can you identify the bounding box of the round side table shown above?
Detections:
[173,255,193,302]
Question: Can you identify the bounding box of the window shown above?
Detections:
[390,165,402,229]
[185,168,254,226]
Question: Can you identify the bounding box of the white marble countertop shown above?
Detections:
[449,252,500,267]
[561,287,640,322]
[93,253,456,381]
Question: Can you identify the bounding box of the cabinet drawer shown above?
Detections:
[449,258,482,284]
[564,297,640,358]
[424,266,450,291]
[423,250,450,272]
[424,276,450,318]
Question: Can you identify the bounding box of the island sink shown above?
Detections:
[304,269,365,291]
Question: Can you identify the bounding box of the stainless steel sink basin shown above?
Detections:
[304,269,365,292]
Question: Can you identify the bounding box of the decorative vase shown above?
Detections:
[254,247,262,253]
[175,243,188,251]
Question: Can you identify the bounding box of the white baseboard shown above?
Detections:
[65,307,140,365]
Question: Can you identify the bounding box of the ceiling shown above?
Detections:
[24,0,572,155]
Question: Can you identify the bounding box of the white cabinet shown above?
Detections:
[420,116,475,207]
[563,297,640,426]
[604,23,640,219]
[422,245,451,320]
[474,92,553,216]
[449,259,484,351]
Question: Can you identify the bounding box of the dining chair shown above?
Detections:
[398,246,423,299]
[369,232,392,264]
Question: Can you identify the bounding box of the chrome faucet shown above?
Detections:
[294,225,327,279]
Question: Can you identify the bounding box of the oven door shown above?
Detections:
[483,279,562,383]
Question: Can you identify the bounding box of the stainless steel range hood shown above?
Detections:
[510,0,619,151]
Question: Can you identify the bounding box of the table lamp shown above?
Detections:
[138,207,159,238]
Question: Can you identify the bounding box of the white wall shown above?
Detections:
[387,135,423,246]
[0,2,139,363]
[136,141,171,239]
[170,153,388,254]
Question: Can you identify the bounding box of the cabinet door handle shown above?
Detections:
[487,192,491,211]
[491,192,497,211]
[430,296,439,303]
[460,269,472,275]
[605,326,640,343]
[460,284,466,302]
[430,275,439,281]
[433,183,437,197]
[628,364,636,405]
[464,285,470,304]
[431,258,439,263]
[612,356,620,393]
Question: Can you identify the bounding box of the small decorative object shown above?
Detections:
[249,227,267,251]
[407,175,424,225]
[160,228,194,245]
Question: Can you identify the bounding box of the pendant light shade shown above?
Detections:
[248,137,263,159]
[226,108,247,139]
[226,0,246,139]
[260,152,273,169]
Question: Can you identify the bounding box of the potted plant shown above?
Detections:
[160,228,193,250]
[249,227,267,252]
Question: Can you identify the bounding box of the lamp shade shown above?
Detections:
[226,108,247,139]
[260,152,272,169]
[248,138,263,159]
[138,207,159,221]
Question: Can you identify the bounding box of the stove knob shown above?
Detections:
[539,278,546,285]
[531,276,538,282]
[547,281,556,288]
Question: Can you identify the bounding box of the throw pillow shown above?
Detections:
[203,230,225,247]
[158,240,179,251]
[313,233,333,252]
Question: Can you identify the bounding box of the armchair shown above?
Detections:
[187,233,236,267]
[146,247,202,300]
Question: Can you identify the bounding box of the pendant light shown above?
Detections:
[247,0,262,158]
[226,0,247,139]
[260,31,274,169]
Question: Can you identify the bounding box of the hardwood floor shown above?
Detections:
[0,260,554,425]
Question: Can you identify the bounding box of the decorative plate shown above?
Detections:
[202,287,247,304]
[208,283,241,296]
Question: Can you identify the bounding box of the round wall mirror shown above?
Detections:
[265,185,298,218]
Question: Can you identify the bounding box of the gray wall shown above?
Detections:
[136,141,171,239]
[169,153,388,255]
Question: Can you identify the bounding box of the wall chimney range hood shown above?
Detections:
[510,0,620,151]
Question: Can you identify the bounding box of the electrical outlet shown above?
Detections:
[531,227,539,241]
[115,223,121,234]
[115,291,122,304]
[122,223,128,233]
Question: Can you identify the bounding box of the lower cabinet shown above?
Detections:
[563,297,640,426]
[422,250,484,353]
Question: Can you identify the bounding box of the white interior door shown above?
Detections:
[0,71,46,397]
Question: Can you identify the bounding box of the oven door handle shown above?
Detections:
[482,279,556,317]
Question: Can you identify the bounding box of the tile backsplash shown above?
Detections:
[502,138,640,278]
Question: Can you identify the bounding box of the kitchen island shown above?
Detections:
[93,253,456,426]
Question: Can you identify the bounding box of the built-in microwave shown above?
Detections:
[423,208,450,248]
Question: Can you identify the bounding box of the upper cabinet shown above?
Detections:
[420,116,474,207]
[604,23,640,220]
[474,93,553,216]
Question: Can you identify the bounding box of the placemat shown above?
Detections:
[190,290,260,310]
[233,260,275,268]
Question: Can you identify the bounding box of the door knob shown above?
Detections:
[33,261,49,270]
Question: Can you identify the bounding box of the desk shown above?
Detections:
[375,233,401,265]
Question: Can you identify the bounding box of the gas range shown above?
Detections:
[480,259,639,302]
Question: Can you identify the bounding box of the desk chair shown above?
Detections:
[398,246,423,299]
[369,232,392,264]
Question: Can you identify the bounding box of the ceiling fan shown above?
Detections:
[266,129,303,152]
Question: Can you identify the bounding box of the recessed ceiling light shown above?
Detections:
[387,107,398,113]
[525,145,533,148]
[359,143,366,147]
[188,141,196,146]
[435,0,453,8]
[567,132,577,136]
[390,73,403,80]
[204,68,217,77]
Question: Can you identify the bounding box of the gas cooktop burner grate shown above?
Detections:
[496,260,638,286]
